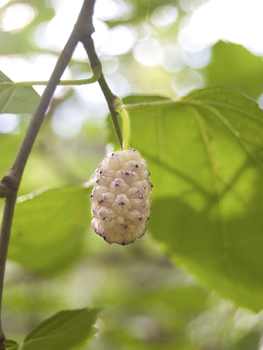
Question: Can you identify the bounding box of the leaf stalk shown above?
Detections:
[0,66,101,87]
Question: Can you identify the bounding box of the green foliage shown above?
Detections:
[1,0,263,349]
[0,71,40,114]
[8,185,91,275]
[19,308,98,350]
[4,340,19,350]
[206,41,263,98]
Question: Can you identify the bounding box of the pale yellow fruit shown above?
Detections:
[90,149,153,245]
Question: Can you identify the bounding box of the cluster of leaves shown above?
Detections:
[1,0,263,349]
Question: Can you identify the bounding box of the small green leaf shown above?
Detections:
[8,185,91,275]
[0,71,40,114]
[4,339,19,350]
[118,87,263,311]
[21,308,99,350]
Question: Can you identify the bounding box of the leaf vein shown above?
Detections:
[190,106,233,279]
[203,104,263,172]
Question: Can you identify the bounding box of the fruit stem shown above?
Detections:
[113,106,130,150]
[113,95,130,150]
[120,108,130,150]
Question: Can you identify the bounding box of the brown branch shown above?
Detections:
[0,194,16,350]
[0,0,96,347]
[0,184,13,199]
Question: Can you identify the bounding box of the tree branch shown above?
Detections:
[0,194,16,350]
[0,0,97,347]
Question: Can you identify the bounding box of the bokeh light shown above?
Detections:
[182,48,211,68]
[51,100,84,138]
[103,25,137,56]
[172,68,204,96]
[161,44,185,73]
[151,5,178,28]
[133,38,164,67]
[94,0,133,21]
[179,0,263,54]
[0,114,19,133]
[0,0,11,8]
[0,3,35,32]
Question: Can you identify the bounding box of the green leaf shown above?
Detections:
[21,308,99,350]
[120,87,263,312]
[0,71,40,114]
[8,185,91,275]
[233,331,260,350]
[128,286,208,312]
[4,340,19,350]
[206,41,263,99]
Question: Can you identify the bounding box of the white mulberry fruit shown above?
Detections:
[90,148,153,245]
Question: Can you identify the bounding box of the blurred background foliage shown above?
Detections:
[1,0,263,349]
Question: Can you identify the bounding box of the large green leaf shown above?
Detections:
[0,71,40,114]
[8,185,91,275]
[206,41,263,99]
[118,87,263,312]
[21,308,98,350]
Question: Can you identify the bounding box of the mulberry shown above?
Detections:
[90,148,153,245]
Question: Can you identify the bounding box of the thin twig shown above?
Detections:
[81,36,123,149]
[0,0,96,347]
[98,74,123,149]
[0,70,101,87]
